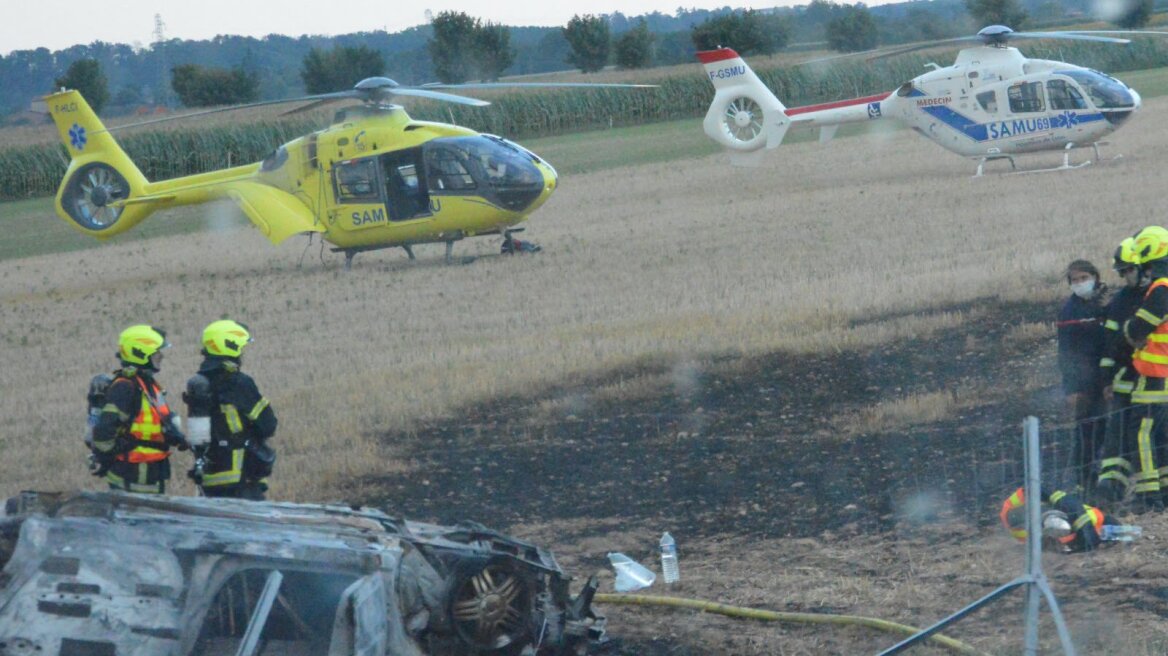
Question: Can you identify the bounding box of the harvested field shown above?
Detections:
[2,97,1168,653]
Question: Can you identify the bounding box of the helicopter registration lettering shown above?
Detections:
[351,207,387,227]
[988,117,1053,140]
[708,65,746,81]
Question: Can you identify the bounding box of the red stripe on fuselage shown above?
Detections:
[696,48,741,64]
[786,93,890,116]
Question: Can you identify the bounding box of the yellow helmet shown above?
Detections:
[118,325,169,366]
[1113,237,1138,271]
[202,319,252,358]
[1133,226,1168,265]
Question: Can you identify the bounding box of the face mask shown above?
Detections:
[1070,279,1096,298]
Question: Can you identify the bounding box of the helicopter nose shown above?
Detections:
[1131,87,1142,111]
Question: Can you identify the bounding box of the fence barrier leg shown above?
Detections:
[874,417,1076,656]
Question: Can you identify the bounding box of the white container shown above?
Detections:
[607,552,655,592]
[1101,524,1142,542]
[186,416,212,448]
[660,532,679,584]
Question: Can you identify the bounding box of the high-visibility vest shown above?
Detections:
[1000,488,1103,545]
[121,377,171,464]
[1000,488,1028,541]
[1049,490,1104,542]
[1132,278,1168,378]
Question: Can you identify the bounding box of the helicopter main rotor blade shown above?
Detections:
[279,96,351,117]
[391,88,490,106]
[860,36,982,62]
[422,82,658,90]
[1010,31,1130,44]
[94,91,363,134]
[1044,29,1168,38]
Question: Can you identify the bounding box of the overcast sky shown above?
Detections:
[3,0,870,55]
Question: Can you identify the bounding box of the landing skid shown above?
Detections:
[974,141,1120,177]
[334,231,476,270]
[329,227,535,269]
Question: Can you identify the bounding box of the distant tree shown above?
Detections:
[171,64,259,107]
[429,11,480,83]
[55,59,109,113]
[1114,0,1154,28]
[563,14,611,73]
[615,20,655,69]
[475,22,515,81]
[826,4,879,53]
[965,0,1027,29]
[654,30,697,65]
[902,7,950,42]
[691,11,790,56]
[300,45,385,94]
[111,85,144,108]
[803,0,843,26]
[794,0,845,40]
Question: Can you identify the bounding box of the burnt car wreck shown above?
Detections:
[0,491,605,656]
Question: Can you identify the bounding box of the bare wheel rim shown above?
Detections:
[722,97,764,144]
[450,563,531,649]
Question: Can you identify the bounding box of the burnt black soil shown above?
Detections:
[361,298,1063,543]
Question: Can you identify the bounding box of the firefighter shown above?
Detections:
[184,319,277,500]
[90,325,187,494]
[1057,259,1107,492]
[1000,487,1112,553]
[1123,225,1168,513]
[1097,238,1146,503]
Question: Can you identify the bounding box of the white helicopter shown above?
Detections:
[698,26,1150,175]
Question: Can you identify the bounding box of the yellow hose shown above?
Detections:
[593,593,989,656]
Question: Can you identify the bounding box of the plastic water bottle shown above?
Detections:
[83,407,100,447]
[660,532,679,584]
[1101,524,1142,542]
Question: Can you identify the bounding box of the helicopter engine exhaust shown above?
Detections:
[697,48,790,153]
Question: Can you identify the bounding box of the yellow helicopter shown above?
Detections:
[46,77,653,267]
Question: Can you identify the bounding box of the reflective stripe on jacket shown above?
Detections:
[1132,279,1168,377]
[123,377,170,464]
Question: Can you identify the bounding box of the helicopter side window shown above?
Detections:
[976,90,998,114]
[333,159,381,202]
[1007,81,1045,113]
[425,149,476,192]
[1047,79,1087,110]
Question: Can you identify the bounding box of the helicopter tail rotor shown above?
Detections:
[697,48,791,153]
[46,89,151,236]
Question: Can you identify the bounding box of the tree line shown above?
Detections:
[19,0,1163,118]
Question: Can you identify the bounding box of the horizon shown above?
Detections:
[2,0,909,56]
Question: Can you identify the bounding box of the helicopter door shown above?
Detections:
[381,148,432,222]
[1046,79,1088,110]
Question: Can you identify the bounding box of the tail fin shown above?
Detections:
[697,49,790,153]
[46,90,151,238]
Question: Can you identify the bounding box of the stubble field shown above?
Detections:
[3,96,1168,653]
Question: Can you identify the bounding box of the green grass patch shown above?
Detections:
[1115,66,1168,99]
[0,200,246,262]
[523,119,717,174]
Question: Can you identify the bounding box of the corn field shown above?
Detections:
[4,38,1168,202]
